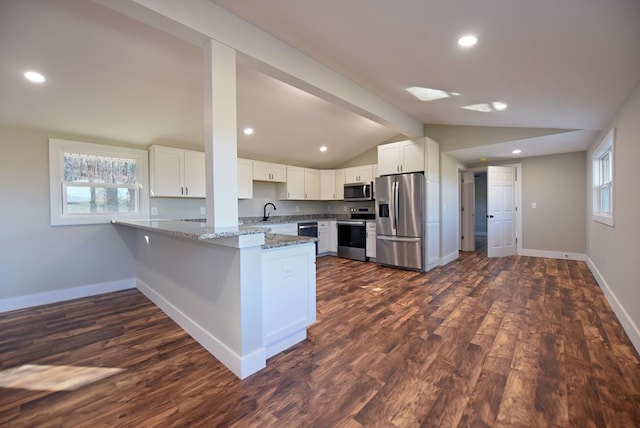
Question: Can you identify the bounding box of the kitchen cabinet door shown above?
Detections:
[399,140,425,174]
[345,165,373,183]
[320,170,336,200]
[366,221,377,259]
[377,143,402,176]
[317,221,330,254]
[304,168,321,200]
[150,146,183,197]
[377,140,424,176]
[237,158,253,199]
[261,244,316,358]
[253,161,287,182]
[278,166,305,200]
[335,169,345,200]
[183,150,206,198]
[329,220,338,253]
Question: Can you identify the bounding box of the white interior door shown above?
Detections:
[487,166,516,257]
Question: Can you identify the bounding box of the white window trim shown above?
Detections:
[49,138,150,226]
[592,128,614,227]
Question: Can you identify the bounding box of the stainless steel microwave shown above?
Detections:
[344,182,374,201]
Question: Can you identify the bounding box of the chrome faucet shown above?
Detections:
[263,202,276,221]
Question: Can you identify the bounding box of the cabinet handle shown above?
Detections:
[305,193,307,199]
[288,192,290,198]
[185,187,189,195]
[181,186,184,195]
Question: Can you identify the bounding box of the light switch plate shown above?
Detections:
[200,207,206,215]
[531,202,537,209]
[151,207,158,216]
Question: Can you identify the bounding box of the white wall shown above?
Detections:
[0,125,136,301]
[587,78,640,351]
[440,153,460,260]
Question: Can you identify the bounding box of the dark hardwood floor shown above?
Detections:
[1,252,639,427]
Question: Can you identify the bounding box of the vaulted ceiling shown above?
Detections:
[1,0,639,167]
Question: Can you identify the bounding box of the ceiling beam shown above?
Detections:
[92,0,424,138]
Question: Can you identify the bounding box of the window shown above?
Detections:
[592,129,614,227]
[49,139,149,225]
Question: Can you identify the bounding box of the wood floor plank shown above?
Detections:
[1,251,639,427]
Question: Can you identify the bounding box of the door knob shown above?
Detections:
[487,215,494,218]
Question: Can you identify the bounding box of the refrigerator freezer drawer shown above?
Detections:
[376,235,423,271]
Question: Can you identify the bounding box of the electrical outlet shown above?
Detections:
[200,207,206,215]
[531,202,537,209]
[296,206,300,212]
[282,265,294,278]
[151,207,158,216]
[343,206,348,212]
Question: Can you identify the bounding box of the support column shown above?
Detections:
[204,39,238,228]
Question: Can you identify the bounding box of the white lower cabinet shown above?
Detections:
[317,221,330,254]
[329,220,338,253]
[261,243,316,358]
[366,221,376,259]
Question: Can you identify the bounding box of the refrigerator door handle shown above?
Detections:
[393,180,400,232]
[390,181,397,233]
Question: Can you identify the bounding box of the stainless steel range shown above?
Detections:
[337,207,375,261]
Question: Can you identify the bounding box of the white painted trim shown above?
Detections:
[440,251,459,266]
[136,278,266,379]
[0,278,136,313]
[519,249,586,261]
[586,257,640,354]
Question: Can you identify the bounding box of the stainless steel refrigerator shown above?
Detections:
[375,173,424,271]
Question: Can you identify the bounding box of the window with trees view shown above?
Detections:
[592,129,614,227]
[49,139,149,226]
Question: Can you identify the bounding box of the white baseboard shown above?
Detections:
[136,279,266,379]
[586,257,640,355]
[0,278,136,313]
[440,251,459,266]
[519,249,586,261]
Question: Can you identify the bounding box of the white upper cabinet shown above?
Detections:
[320,170,336,200]
[345,164,374,183]
[253,161,286,183]
[183,151,206,198]
[150,145,205,198]
[335,169,346,200]
[237,158,253,199]
[377,139,425,176]
[278,166,305,200]
[305,168,321,200]
[279,167,323,200]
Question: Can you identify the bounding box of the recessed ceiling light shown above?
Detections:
[461,103,493,112]
[512,149,522,154]
[243,127,254,135]
[492,101,508,111]
[458,35,478,47]
[24,71,45,83]
[319,146,328,152]
[462,102,508,113]
[480,157,488,162]
[406,86,455,102]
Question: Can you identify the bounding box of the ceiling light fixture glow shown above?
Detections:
[492,101,508,111]
[512,149,522,154]
[461,103,493,112]
[24,71,45,83]
[406,86,459,102]
[458,35,478,47]
[319,146,328,152]
[243,127,254,135]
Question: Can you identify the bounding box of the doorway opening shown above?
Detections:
[458,164,522,258]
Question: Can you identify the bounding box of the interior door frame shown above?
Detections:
[460,163,522,256]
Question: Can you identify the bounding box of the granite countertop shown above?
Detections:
[113,219,317,250]
[262,233,317,250]
[112,219,268,240]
